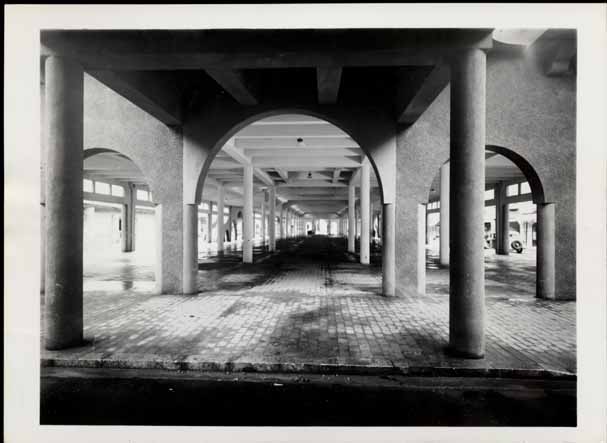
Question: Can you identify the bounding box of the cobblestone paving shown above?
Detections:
[44,236,576,375]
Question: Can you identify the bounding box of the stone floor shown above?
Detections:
[43,235,576,376]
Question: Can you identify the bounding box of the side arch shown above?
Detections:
[485,145,546,204]
[83,147,157,202]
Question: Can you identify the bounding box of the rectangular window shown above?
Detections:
[201,202,209,211]
[520,182,531,195]
[507,184,519,197]
[95,181,110,195]
[485,189,494,200]
[83,179,93,193]
[136,189,149,201]
[111,184,124,197]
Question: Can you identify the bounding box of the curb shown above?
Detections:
[41,357,576,380]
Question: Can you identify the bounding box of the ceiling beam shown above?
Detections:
[205,69,259,105]
[244,147,362,157]
[317,66,342,104]
[221,141,275,186]
[396,63,450,125]
[278,181,348,188]
[42,29,493,70]
[235,138,359,149]
[349,167,361,185]
[275,169,289,182]
[253,156,361,168]
[332,168,342,184]
[236,123,348,138]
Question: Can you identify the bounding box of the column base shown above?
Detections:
[446,345,485,360]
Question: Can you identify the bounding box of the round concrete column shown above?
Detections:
[348,183,356,253]
[382,203,396,297]
[261,191,267,245]
[183,204,198,294]
[348,183,356,252]
[449,49,487,359]
[207,201,213,244]
[418,203,427,294]
[360,161,371,264]
[439,162,450,267]
[499,202,510,255]
[44,56,84,350]
[269,187,276,251]
[121,184,135,253]
[243,164,254,263]
[536,203,556,299]
[217,186,225,252]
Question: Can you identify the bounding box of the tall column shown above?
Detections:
[243,165,254,263]
[269,187,276,251]
[382,203,396,296]
[439,162,450,266]
[217,186,225,251]
[348,183,356,252]
[536,203,556,299]
[261,190,267,244]
[418,204,427,294]
[449,49,486,359]
[207,201,213,244]
[44,56,84,350]
[183,204,198,294]
[360,161,371,264]
[121,183,136,252]
[495,183,509,255]
[279,205,285,240]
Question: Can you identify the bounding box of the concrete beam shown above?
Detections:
[205,69,259,105]
[87,70,181,125]
[332,168,342,183]
[397,63,450,125]
[221,141,275,186]
[254,157,361,168]
[42,29,493,70]
[276,169,289,182]
[317,66,342,104]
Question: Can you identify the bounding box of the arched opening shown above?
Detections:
[194,112,385,295]
[83,149,156,292]
[424,146,551,299]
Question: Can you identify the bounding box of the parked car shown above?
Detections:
[484,231,524,253]
[509,231,524,253]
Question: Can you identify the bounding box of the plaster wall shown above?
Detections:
[396,48,576,300]
[83,74,184,293]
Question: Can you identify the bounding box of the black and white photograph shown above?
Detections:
[4,4,607,443]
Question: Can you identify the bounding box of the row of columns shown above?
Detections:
[43,50,556,362]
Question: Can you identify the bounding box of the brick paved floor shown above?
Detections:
[44,236,576,375]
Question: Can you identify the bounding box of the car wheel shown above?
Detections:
[511,240,523,253]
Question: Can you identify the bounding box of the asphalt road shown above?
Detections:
[40,368,576,426]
